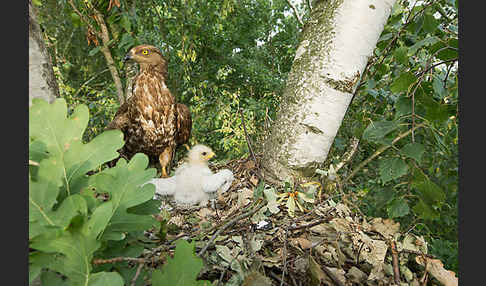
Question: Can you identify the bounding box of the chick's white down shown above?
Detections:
[148,144,234,206]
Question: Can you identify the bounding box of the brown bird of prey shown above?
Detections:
[107,44,192,177]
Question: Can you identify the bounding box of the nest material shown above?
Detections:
[150,155,458,286]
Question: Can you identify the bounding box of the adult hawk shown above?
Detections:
[107,44,192,177]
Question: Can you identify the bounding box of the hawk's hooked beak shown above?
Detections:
[123,52,132,63]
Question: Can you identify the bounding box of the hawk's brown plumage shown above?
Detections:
[107,44,192,177]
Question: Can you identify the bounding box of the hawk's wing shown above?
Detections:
[106,100,130,130]
[176,103,192,145]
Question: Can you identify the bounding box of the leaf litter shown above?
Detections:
[146,154,458,286]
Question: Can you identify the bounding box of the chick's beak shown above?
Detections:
[204,152,216,160]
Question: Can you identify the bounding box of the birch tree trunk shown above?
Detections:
[29,0,59,106]
[263,0,396,181]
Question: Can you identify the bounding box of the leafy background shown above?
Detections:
[32,0,458,279]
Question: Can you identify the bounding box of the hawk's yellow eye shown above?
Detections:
[142,49,149,55]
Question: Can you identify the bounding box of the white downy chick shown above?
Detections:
[148,144,234,206]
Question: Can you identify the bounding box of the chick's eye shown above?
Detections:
[142,49,149,55]
[202,152,207,156]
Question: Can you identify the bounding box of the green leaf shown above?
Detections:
[90,154,157,239]
[390,72,416,93]
[253,180,264,199]
[413,179,445,206]
[408,37,439,54]
[120,14,132,32]
[29,160,87,239]
[423,13,438,34]
[88,272,124,286]
[30,202,114,286]
[413,199,439,220]
[416,90,450,125]
[29,99,125,198]
[394,96,412,118]
[127,199,161,215]
[88,46,101,57]
[29,140,49,166]
[400,143,426,164]
[362,120,400,143]
[387,198,410,218]
[30,252,56,284]
[152,240,211,286]
[41,271,69,286]
[432,76,446,99]
[393,46,408,65]
[379,157,409,184]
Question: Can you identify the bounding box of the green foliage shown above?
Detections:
[29,99,157,285]
[328,0,458,272]
[152,240,211,286]
[35,0,458,275]
[378,157,409,184]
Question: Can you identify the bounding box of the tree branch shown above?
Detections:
[344,123,426,182]
[92,8,126,104]
[286,0,304,26]
[197,202,264,257]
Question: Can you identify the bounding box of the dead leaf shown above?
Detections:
[237,188,253,208]
[308,255,327,286]
[107,0,120,11]
[244,160,256,170]
[242,271,272,286]
[370,218,400,239]
[291,237,312,250]
[346,266,367,284]
[196,207,214,221]
[168,215,184,227]
[416,256,458,286]
[250,174,259,186]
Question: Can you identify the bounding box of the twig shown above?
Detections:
[408,47,456,141]
[420,260,429,285]
[390,241,401,285]
[197,202,264,256]
[288,218,328,231]
[280,230,289,286]
[67,0,101,39]
[130,262,144,286]
[400,249,437,259]
[73,68,109,98]
[344,123,426,182]
[289,272,299,286]
[356,242,365,265]
[334,137,359,173]
[321,264,345,286]
[286,0,304,26]
[92,7,125,104]
[270,271,290,286]
[239,108,257,165]
[443,63,454,90]
[93,257,145,265]
[306,0,312,11]
[354,0,435,96]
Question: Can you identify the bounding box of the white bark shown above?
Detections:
[263,0,396,181]
[29,1,59,106]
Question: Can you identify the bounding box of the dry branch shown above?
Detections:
[197,202,264,257]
